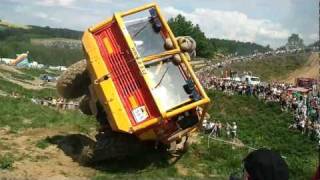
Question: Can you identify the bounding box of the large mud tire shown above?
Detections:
[79,132,145,164]
[56,60,90,99]
[79,95,92,115]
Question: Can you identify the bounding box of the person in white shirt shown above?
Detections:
[231,122,237,139]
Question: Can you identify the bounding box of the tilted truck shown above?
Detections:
[57,3,210,162]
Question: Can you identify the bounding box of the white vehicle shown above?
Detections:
[231,76,241,82]
[241,75,261,85]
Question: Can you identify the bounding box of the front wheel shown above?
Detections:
[79,131,145,164]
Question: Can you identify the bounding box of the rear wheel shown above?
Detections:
[56,59,90,99]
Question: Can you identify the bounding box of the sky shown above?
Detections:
[0,0,318,48]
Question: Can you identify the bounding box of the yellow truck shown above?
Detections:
[57,3,210,162]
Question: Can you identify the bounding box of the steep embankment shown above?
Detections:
[228,53,310,81]
[284,52,319,83]
[0,65,57,97]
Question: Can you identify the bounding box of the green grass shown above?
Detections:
[0,96,95,132]
[0,153,14,170]
[205,91,317,179]
[0,68,35,81]
[11,73,35,81]
[0,68,16,75]
[36,138,51,149]
[93,91,317,180]
[0,76,317,179]
[223,53,309,81]
[20,68,55,77]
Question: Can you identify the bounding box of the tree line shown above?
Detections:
[0,24,83,66]
[168,14,272,58]
[0,15,274,66]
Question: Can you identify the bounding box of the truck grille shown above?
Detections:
[94,22,160,125]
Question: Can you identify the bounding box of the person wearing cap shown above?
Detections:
[230,148,289,180]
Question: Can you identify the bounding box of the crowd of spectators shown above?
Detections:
[31,97,79,110]
[202,120,238,139]
[197,72,320,143]
[197,48,305,73]
[4,91,79,110]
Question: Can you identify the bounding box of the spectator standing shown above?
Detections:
[231,122,237,139]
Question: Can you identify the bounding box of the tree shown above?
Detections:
[265,44,271,50]
[286,34,304,50]
[167,14,271,57]
[168,15,215,58]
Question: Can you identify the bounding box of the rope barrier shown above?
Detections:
[207,135,257,150]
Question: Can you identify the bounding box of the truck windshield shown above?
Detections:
[145,59,190,111]
[123,8,166,58]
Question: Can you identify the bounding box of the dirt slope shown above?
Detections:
[284,52,319,83]
[0,64,23,74]
[0,64,55,90]
[0,128,96,180]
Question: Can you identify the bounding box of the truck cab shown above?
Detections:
[81,3,210,144]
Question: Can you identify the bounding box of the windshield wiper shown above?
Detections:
[133,21,149,38]
[153,66,169,89]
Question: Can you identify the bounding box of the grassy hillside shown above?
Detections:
[0,74,317,179]
[224,53,310,81]
[0,77,57,98]
[210,38,271,56]
[207,92,317,178]
[0,66,58,98]
[94,92,317,179]
[0,23,84,66]
[0,96,94,133]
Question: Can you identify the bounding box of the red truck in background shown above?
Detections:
[296,78,317,91]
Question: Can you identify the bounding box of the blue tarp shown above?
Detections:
[16,58,29,67]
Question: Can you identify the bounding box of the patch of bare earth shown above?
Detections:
[175,164,189,176]
[0,64,56,90]
[284,52,319,83]
[0,128,96,180]
[188,132,201,145]
[175,163,206,178]
[0,71,53,90]
[0,64,23,74]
